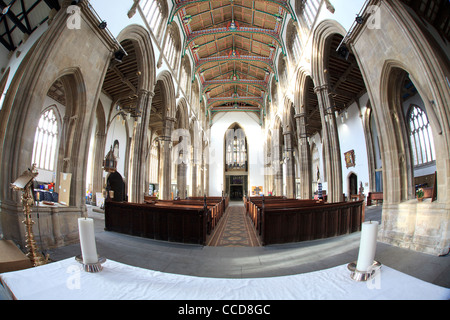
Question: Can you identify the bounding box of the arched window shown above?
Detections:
[32,108,59,171]
[141,0,167,40]
[295,0,321,30]
[163,24,182,71]
[286,20,302,65]
[408,105,436,166]
[225,124,247,172]
[180,56,192,99]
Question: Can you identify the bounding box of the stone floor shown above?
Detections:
[39,202,450,289]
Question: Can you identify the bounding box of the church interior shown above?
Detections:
[0,0,449,301]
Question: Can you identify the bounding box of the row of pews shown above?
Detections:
[104,196,229,245]
[244,196,365,246]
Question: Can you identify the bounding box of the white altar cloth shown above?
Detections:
[1,258,449,300]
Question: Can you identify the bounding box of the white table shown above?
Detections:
[1,258,449,300]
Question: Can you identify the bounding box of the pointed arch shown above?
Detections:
[116,24,156,93]
[156,70,177,119]
[311,19,346,86]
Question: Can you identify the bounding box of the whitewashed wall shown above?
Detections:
[209,112,265,197]
[337,93,371,196]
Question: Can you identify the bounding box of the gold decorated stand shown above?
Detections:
[10,165,49,267]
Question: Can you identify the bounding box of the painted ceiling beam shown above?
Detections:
[169,0,296,24]
[185,26,285,55]
[195,55,277,79]
[207,96,263,108]
[202,79,268,94]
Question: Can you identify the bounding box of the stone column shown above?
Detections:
[283,131,296,198]
[314,85,343,203]
[92,131,107,202]
[161,117,176,200]
[295,112,312,199]
[273,143,283,197]
[129,90,154,203]
[177,161,187,199]
[191,163,198,197]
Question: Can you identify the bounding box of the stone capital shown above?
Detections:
[313,84,329,94]
[294,113,307,119]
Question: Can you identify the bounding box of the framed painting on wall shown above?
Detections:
[344,150,356,168]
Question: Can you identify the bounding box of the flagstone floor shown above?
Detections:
[3,203,447,288]
[207,202,260,247]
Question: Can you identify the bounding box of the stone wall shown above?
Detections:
[350,0,450,255]
[0,2,117,248]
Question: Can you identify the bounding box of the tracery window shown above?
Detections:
[225,126,247,171]
[32,108,59,171]
[408,105,436,166]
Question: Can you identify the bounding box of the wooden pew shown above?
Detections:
[144,196,227,232]
[367,192,383,206]
[105,201,210,245]
[246,198,327,235]
[259,201,364,245]
[188,196,229,219]
[146,199,224,232]
[245,196,364,246]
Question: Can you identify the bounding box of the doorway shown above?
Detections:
[230,185,243,201]
[349,173,358,197]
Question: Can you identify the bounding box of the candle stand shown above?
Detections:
[347,261,382,282]
[75,255,106,273]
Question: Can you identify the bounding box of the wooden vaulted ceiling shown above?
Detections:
[174,0,293,115]
[0,0,61,52]
[102,39,140,113]
[326,34,366,112]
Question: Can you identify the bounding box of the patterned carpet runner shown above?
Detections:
[207,203,261,247]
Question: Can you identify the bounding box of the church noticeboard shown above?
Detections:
[344,150,356,168]
[252,186,263,196]
[58,173,72,206]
